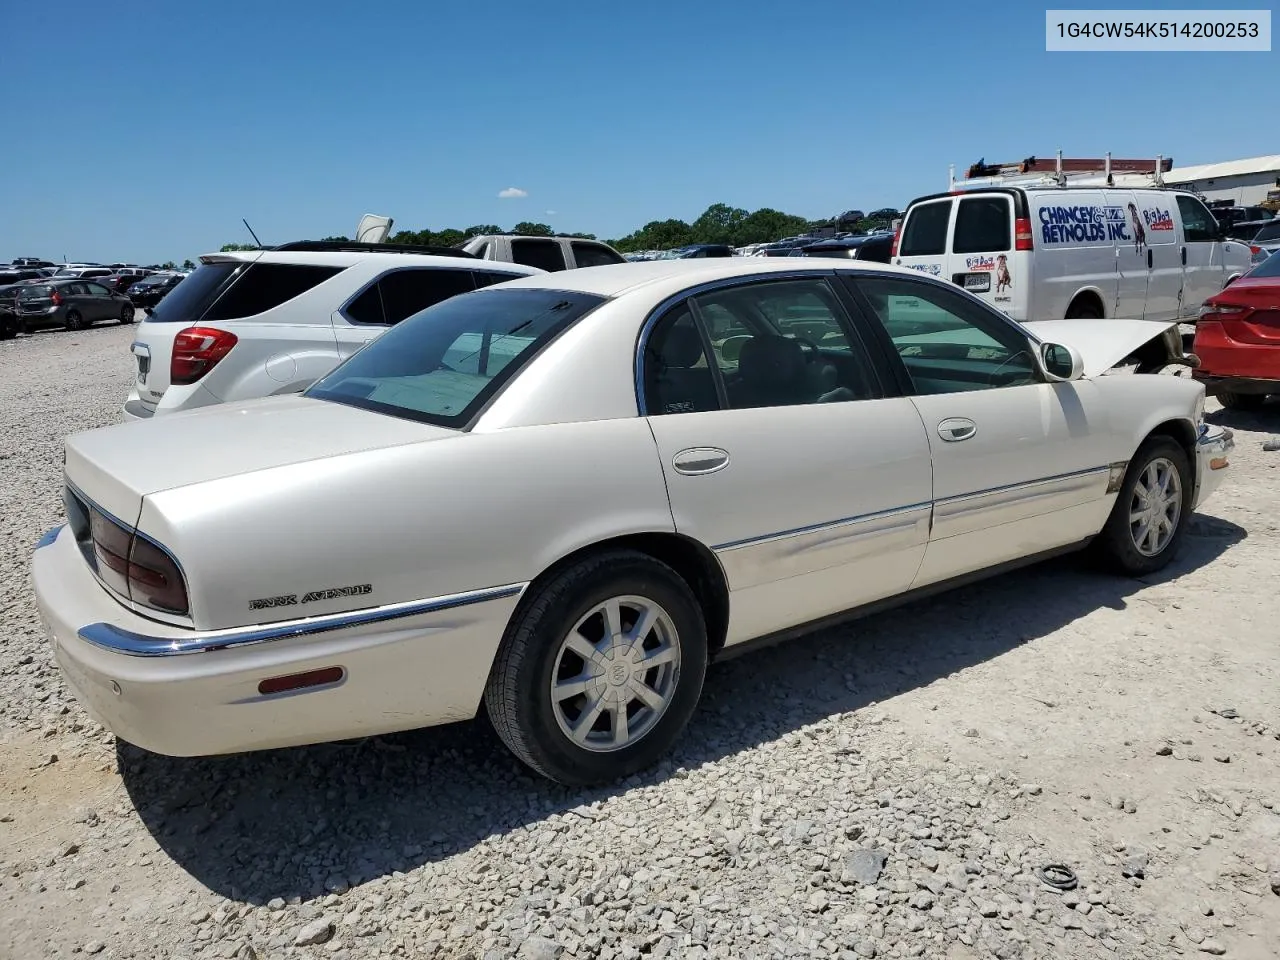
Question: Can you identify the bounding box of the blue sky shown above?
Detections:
[3,1,1273,264]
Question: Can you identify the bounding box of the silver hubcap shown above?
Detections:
[1129,457,1182,556]
[550,595,681,753]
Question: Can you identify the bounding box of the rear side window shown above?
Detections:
[511,239,567,272]
[344,269,478,326]
[571,242,624,267]
[146,262,241,323]
[899,201,951,257]
[952,197,1011,254]
[204,263,344,321]
[473,270,525,288]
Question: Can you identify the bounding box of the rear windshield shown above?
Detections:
[19,284,51,297]
[1253,222,1280,243]
[146,261,343,322]
[306,287,604,428]
[899,201,950,257]
[1248,249,1280,278]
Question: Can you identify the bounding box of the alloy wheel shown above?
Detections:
[550,595,681,753]
[1128,457,1182,557]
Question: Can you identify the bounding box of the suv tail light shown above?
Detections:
[50,290,63,306]
[171,326,238,385]
[1014,217,1035,251]
[890,227,901,258]
[87,506,188,615]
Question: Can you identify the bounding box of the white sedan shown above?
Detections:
[33,259,1234,785]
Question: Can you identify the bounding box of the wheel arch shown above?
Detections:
[520,532,731,658]
[1065,288,1107,319]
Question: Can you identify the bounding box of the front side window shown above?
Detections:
[695,279,875,409]
[899,200,951,257]
[571,242,624,267]
[510,239,567,272]
[307,288,603,427]
[952,197,1011,254]
[1177,195,1219,243]
[855,276,1037,394]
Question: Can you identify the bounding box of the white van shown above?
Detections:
[893,186,1252,334]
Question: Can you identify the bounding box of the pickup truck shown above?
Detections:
[459,234,626,272]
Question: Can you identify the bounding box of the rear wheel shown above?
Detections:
[1218,390,1266,411]
[1092,437,1191,576]
[118,304,135,325]
[0,316,15,340]
[1065,297,1102,320]
[484,550,708,785]
[63,310,84,331]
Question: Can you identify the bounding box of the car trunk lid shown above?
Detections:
[63,394,458,527]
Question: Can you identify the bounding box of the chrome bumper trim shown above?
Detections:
[77,582,526,657]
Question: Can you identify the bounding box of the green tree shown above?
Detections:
[161,261,176,270]
[690,203,748,245]
[181,259,195,270]
[321,235,350,242]
[612,218,693,252]
[735,208,809,246]
[434,228,466,247]
[219,243,258,252]
[463,225,502,238]
[512,222,553,237]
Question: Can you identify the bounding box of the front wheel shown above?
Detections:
[484,550,708,785]
[118,304,135,325]
[1218,390,1265,411]
[1092,437,1191,576]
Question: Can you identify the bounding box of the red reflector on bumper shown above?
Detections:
[257,666,345,696]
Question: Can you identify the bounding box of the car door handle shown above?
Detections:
[1147,249,1153,269]
[672,447,730,475]
[938,418,977,442]
[1181,246,1187,266]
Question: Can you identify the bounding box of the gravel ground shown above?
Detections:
[2,323,1279,960]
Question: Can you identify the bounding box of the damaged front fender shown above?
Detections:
[1022,318,1196,378]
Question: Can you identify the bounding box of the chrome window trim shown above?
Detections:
[713,500,933,552]
[77,582,528,657]
[633,268,841,416]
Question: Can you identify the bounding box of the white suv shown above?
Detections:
[122,241,542,421]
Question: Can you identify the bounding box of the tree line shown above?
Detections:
[219,204,903,256]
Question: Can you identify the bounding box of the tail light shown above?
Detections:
[50,290,63,306]
[890,227,901,258]
[1198,302,1248,322]
[171,326,238,385]
[87,506,188,615]
[1014,217,1035,251]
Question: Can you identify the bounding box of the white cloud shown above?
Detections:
[545,209,557,216]
[497,187,528,199]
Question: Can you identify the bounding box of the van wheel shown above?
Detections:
[1219,390,1265,411]
[1065,298,1102,320]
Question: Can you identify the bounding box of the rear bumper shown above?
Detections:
[1193,424,1233,511]
[33,526,523,756]
[1193,374,1280,397]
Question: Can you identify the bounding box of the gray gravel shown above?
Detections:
[3,324,1280,959]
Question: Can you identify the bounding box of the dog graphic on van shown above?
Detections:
[1127,203,1147,254]
[995,254,1012,293]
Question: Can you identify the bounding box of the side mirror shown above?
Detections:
[1038,341,1084,382]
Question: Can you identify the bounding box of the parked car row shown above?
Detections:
[1,278,137,338]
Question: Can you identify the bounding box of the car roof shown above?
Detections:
[489,256,926,300]
[200,250,541,272]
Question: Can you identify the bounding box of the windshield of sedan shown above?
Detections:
[306,287,605,427]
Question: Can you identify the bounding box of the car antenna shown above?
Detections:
[242,218,264,249]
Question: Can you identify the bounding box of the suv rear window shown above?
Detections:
[511,239,567,272]
[307,288,603,428]
[899,201,950,257]
[146,261,343,323]
[952,197,1011,254]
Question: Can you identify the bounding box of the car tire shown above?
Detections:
[0,318,15,341]
[1065,298,1102,320]
[118,304,135,325]
[1092,436,1191,577]
[484,549,708,786]
[1218,390,1265,411]
[64,310,84,331]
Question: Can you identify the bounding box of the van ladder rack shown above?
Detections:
[951,152,1173,190]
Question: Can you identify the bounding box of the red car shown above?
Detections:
[1193,251,1280,410]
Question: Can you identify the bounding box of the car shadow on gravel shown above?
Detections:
[1205,402,1279,433]
[118,516,1246,905]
